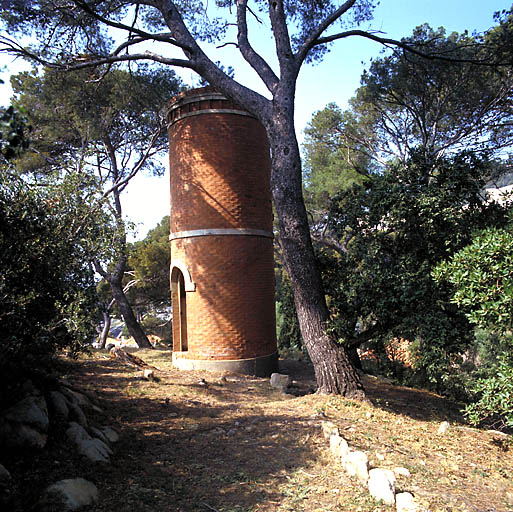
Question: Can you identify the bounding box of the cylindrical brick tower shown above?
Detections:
[166,87,278,376]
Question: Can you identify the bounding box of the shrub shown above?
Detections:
[434,223,513,428]
[0,173,102,406]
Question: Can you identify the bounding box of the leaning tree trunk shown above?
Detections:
[99,311,111,349]
[266,101,365,398]
[97,177,153,350]
[109,280,153,349]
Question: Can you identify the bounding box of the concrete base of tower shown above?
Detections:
[172,351,279,377]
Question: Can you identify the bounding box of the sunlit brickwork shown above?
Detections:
[167,87,277,375]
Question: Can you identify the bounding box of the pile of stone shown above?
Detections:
[321,420,420,511]
[0,379,119,510]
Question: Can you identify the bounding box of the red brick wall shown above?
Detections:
[168,89,276,360]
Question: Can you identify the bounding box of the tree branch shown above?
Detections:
[313,30,502,66]
[345,321,389,350]
[311,230,353,256]
[267,0,296,77]
[0,37,196,72]
[153,0,271,120]
[236,0,279,93]
[296,0,356,65]
[72,0,192,52]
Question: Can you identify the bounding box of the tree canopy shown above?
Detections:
[128,215,171,315]
[304,24,513,172]
[10,64,182,349]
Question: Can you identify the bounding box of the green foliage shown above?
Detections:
[434,225,513,332]
[464,351,513,429]
[140,315,171,345]
[275,268,303,357]
[348,24,512,163]
[322,152,508,393]
[303,103,372,214]
[486,7,513,66]
[0,104,30,162]
[9,65,182,349]
[434,221,513,427]
[11,66,181,177]
[0,171,109,405]
[128,216,171,314]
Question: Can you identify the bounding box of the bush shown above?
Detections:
[434,223,513,428]
[0,173,101,407]
[464,352,513,429]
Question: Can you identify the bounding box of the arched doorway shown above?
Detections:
[171,267,188,352]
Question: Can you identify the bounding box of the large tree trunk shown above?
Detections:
[266,96,365,398]
[110,280,153,349]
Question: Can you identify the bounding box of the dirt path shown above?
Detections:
[4,349,512,511]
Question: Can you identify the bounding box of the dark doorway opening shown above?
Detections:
[171,268,188,352]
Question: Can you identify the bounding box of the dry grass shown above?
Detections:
[3,348,512,512]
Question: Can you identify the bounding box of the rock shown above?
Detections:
[343,450,369,484]
[89,427,108,444]
[67,391,90,409]
[21,380,38,395]
[393,466,412,478]
[4,395,49,432]
[40,478,98,511]
[321,420,339,441]
[66,423,113,463]
[375,451,385,461]
[330,434,349,461]
[101,426,119,443]
[437,421,450,434]
[396,492,419,512]
[66,422,91,444]
[77,438,112,463]
[143,369,156,381]
[2,421,48,449]
[0,463,11,484]
[49,391,70,422]
[368,468,396,506]
[68,402,88,427]
[270,373,291,392]
[61,387,97,412]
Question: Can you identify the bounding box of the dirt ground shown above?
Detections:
[3,348,512,512]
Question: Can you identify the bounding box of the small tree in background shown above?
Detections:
[128,216,172,344]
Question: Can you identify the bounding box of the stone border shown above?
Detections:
[321,421,420,511]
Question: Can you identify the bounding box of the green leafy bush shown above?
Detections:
[434,223,513,428]
[434,226,513,331]
[464,352,513,429]
[0,172,104,406]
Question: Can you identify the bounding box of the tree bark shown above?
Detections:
[99,311,111,349]
[265,88,365,398]
[109,279,153,349]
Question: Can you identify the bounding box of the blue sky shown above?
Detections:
[1,1,510,239]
